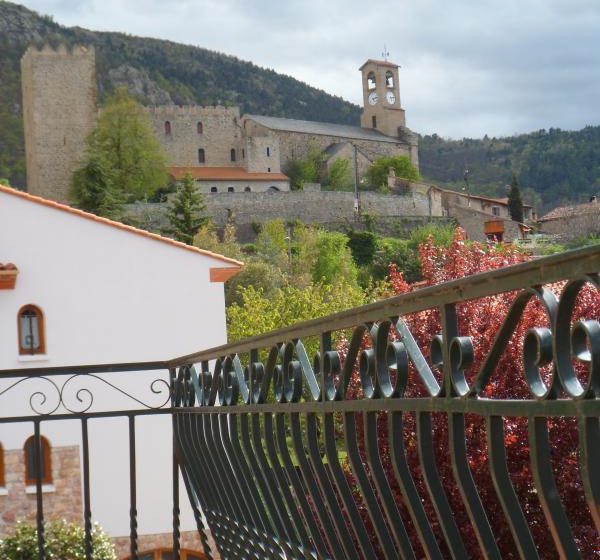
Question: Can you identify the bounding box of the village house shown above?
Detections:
[538,196,600,241]
[0,183,242,558]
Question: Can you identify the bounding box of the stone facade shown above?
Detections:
[442,191,535,222]
[539,201,600,240]
[0,445,83,534]
[21,45,97,202]
[145,106,244,168]
[243,133,281,173]
[447,202,524,242]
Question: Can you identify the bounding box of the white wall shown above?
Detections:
[0,190,233,538]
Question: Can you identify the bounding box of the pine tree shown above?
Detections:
[70,155,125,219]
[166,173,207,244]
[507,172,524,223]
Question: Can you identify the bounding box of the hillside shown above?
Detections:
[1,2,599,212]
[0,1,361,187]
[419,127,600,212]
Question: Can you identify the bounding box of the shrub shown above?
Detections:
[0,520,116,560]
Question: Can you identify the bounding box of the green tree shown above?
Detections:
[327,158,354,191]
[71,156,125,219]
[71,87,167,215]
[194,221,242,260]
[227,281,366,343]
[283,144,323,190]
[309,230,358,286]
[255,219,290,269]
[507,172,525,222]
[0,520,116,560]
[347,230,377,267]
[366,155,419,190]
[167,173,207,244]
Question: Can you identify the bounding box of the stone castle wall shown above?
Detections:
[126,189,451,241]
[244,134,281,173]
[145,106,245,168]
[21,45,97,203]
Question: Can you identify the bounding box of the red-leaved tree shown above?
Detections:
[340,229,599,559]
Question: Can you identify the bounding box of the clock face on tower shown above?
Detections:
[368,92,378,106]
[386,91,396,105]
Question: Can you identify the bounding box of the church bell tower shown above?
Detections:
[360,59,406,138]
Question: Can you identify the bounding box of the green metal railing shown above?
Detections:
[1,246,599,559]
[170,245,600,559]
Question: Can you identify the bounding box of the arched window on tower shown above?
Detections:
[24,435,52,486]
[18,305,45,355]
[385,70,394,88]
[198,149,205,164]
[367,71,376,90]
[164,121,172,136]
[230,149,236,162]
[197,122,203,134]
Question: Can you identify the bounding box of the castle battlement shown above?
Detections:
[21,44,95,62]
[143,105,240,117]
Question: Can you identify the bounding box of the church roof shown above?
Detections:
[244,114,401,144]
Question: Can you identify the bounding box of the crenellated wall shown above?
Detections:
[145,106,244,168]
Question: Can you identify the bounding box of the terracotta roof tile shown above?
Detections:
[169,167,289,182]
[0,263,17,271]
[539,201,600,221]
[0,184,243,277]
[358,59,399,70]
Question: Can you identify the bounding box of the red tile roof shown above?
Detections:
[359,59,399,70]
[169,167,289,182]
[0,184,243,281]
[539,201,600,221]
[0,263,17,271]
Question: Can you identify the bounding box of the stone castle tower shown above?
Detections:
[21,45,97,202]
[359,59,406,138]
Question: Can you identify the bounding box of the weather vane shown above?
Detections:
[382,44,389,62]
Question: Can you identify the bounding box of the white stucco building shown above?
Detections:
[0,184,242,558]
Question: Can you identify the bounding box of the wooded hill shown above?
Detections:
[419,128,600,212]
[1,1,599,213]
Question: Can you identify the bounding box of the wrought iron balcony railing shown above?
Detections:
[0,245,599,559]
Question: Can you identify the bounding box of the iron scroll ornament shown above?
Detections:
[0,372,171,415]
[173,279,600,406]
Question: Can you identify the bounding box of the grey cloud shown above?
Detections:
[21,0,600,138]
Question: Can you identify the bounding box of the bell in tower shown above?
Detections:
[359,59,406,138]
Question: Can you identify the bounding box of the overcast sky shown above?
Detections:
[19,0,600,139]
